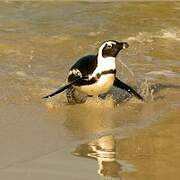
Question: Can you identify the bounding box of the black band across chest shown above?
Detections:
[75,69,116,86]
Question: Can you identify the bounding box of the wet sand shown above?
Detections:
[0,1,180,180]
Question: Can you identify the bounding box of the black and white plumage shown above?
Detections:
[44,40,143,103]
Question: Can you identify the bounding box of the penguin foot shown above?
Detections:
[66,87,88,104]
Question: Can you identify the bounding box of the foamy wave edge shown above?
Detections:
[126,29,180,43]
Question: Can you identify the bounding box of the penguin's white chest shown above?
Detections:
[76,74,115,95]
[74,56,116,95]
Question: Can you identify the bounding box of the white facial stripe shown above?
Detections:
[106,41,116,46]
[98,41,116,57]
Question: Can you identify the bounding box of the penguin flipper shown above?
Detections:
[43,77,82,99]
[113,77,143,101]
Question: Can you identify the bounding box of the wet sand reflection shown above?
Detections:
[73,135,135,178]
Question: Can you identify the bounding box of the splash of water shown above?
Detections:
[139,79,154,101]
[84,96,115,109]
[118,59,135,78]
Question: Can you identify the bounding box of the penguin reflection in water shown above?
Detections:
[44,40,143,103]
[73,135,136,178]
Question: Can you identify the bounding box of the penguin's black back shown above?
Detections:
[68,55,97,82]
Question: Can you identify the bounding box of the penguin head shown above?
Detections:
[98,40,129,58]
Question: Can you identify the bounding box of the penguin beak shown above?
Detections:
[122,42,129,49]
[117,42,129,50]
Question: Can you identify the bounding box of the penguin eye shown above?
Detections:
[106,44,112,48]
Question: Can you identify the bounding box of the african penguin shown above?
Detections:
[44,40,143,104]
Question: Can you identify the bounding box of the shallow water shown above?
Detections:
[0,1,180,180]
